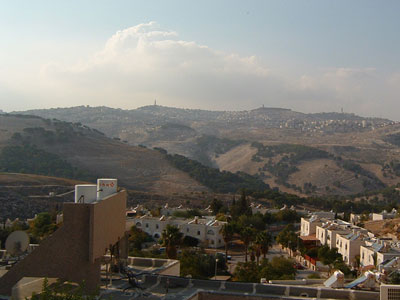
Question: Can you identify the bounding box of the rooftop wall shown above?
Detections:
[0,190,127,296]
[88,190,126,262]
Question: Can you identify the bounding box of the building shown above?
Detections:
[360,241,400,268]
[336,232,365,266]
[127,215,226,248]
[316,218,370,249]
[372,209,397,221]
[301,216,322,237]
[0,178,127,296]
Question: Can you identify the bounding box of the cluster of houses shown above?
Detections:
[125,202,304,249]
[300,210,400,273]
[126,204,226,248]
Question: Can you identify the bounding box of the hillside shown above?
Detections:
[0,114,208,195]
[0,172,231,220]
[14,105,400,196]
[0,173,83,220]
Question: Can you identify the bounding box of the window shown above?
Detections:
[136,222,141,227]
[207,230,215,235]
[197,231,200,235]
[211,240,214,245]
[156,224,159,229]
[146,223,149,228]
[186,228,189,232]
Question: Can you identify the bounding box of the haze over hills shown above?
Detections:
[15,105,400,196]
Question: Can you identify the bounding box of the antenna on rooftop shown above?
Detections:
[154,99,157,106]
[5,231,29,257]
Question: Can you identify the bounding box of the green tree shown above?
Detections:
[128,225,149,251]
[240,227,255,262]
[220,223,234,259]
[317,245,342,273]
[161,225,183,259]
[233,257,297,282]
[180,249,227,279]
[255,231,272,262]
[30,212,57,240]
[233,261,259,282]
[259,256,297,280]
[210,198,223,215]
[390,272,400,284]
[31,278,96,300]
[276,224,298,256]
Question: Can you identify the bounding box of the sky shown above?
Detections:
[0,0,400,120]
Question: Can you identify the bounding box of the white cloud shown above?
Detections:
[1,21,400,120]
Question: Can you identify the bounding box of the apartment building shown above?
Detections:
[336,232,365,266]
[372,208,398,221]
[360,241,400,268]
[127,215,226,248]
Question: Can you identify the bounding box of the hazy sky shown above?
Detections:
[1,1,400,120]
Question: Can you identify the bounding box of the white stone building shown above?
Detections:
[301,215,323,237]
[126,215,226,249]
[360,241,400,268]
[336,232,365,267]
[372,209,397,221]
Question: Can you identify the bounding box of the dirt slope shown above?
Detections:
[0,115,208,195]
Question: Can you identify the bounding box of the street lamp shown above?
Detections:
[215,258,219,280]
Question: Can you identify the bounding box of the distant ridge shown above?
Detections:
[14,104,393,121]
[11,104,400,196]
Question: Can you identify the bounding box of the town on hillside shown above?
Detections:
[1,178,400,299]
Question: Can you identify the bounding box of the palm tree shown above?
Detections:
[255,231,272,263]
[220,223,234,259]
[240,227,255,263]
[161,225,183,259]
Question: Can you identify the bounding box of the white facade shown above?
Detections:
[301,216,322,237]
[326,227,351,250]
[372,209,397,221]
[336,232,365,266]
[127,215,226,249]
[360,242,400,268]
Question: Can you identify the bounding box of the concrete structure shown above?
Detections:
[97,274,379,300]
[336,232,365,266]
[360,241,400,268]
[300,216,322,237]
[126,256,180,276]
[0,179,127,296]
[324,270,345,288]
[11,277,58,300]
[160,203,188,217]
[127,215,226,248]
[372,209,397,221]
[381,284,400,300]
[181,217,225,248]
[316,219,370,251]
[74,184,97,203]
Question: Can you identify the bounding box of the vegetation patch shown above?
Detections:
[156,148,269,193]
[0,144,94,181]
[384,133,400,147]
[251,142,332,188]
